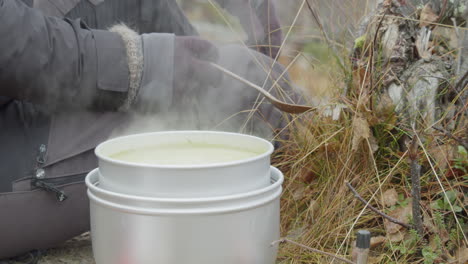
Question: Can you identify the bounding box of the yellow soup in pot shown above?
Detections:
[110,143,265,165]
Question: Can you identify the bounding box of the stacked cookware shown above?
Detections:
[85,131,284,264]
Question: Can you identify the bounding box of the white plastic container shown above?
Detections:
[86,167,283,264]
[95,131,274,197]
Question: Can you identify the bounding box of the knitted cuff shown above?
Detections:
[108,24,143,111]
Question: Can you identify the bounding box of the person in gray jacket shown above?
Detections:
[0,0,294,260]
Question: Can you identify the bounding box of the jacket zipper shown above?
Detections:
[32,179,68,202]
[32,144,83,202]
[32,173,88,202]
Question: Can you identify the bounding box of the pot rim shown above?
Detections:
[85,166,283,203]
[88,187,282,215]
[95,131,274,169]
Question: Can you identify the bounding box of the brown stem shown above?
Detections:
[436,0,448,24]
[432,126,468,150]
[368,8,389,101]
[409,136,424,236]
[304,0,344,68]
[304,0,330,46]
[271,238,354,264]
[345,182,412,229]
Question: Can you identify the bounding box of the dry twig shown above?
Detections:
[437,0,448,24]
[304,0,346,68]
[368,9,388,95]
[271,238,354,264]
[345,182,412,229]
[304,0,330,46]
[433,126,468,150]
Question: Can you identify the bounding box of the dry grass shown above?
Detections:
[6,233,94,264]
[270,82,466,263]
[265,1,468,263]
[272,121,466,263]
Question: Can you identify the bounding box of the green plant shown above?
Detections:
[302,42,333,64]
[433,211,446,230]
[453,146,467,173]
[391,229,420,255]
[354,34,367,49]
[447,218,465,250]
[430,190,463,212]
[422,246,439,264]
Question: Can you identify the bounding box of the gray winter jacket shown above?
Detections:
[0,0,289,259]
[0,0,196,259]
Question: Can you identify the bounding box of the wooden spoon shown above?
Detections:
[210,62,314,114]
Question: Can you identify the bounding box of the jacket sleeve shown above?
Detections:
[0,0,130,110]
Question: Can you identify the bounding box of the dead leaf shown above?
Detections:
[428,236,438,251]
[370,236,386,248]
[292,184,307,200]
[367,256,383,264]
[423,210,437,233]
[428,144,455,171]
[308,200,319,223]
[439,228,450,243]
[383,189,399,207]
[352,116,371,151]
[300,167,317,184]
[455,246,468,264]
[309,199,319,214]
[384,202,412,234]
[420,4,439,27]
[368,134,379,154]
[352,62,371,98]
[376,93,397,126]
[388,230,405,242]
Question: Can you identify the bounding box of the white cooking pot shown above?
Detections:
[86,167,283,264]
[95,131,274,197]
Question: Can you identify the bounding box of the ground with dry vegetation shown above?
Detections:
[273,0,467,263]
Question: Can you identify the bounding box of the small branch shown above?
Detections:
[345,182,412,229]
[271,238,354,264]
[436,0,448,24]
[433,126,468,150]
[304,0,344,68]
[368,9,389,96]
[409,136,424,236]
[304,0,330,47]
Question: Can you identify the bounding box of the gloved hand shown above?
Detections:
[173,36,222,100]
[216,0,282,59]
[134,33,222,112]
[191,44,302,134]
